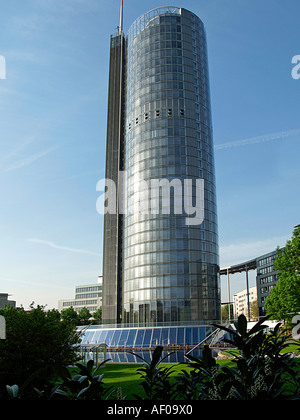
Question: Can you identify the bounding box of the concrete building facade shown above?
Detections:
[58,277,102,314]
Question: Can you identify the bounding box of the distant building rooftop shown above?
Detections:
[0,293,16,309]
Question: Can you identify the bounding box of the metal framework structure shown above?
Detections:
[220,258,257,322]
[76,343,108,367]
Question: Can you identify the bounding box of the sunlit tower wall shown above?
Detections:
[122,7,220,325]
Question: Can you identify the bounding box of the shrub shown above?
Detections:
[130,346,177,400]
[179,315,300,400]
[0,305,80,398]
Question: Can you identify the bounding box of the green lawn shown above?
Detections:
[100,359,234,400]
[101,363,144,399]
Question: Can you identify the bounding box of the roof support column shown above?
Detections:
[245,264,250,321]
[227,268,231,322]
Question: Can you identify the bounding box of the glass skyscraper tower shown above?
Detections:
[102,6,220,326]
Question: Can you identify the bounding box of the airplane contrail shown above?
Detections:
[215,128,300,151]
[27,238,101,257]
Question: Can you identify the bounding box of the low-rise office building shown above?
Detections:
[256,250,280,317]
[58,276,102,314]
[0,293,16,309]
[233,286,257,319]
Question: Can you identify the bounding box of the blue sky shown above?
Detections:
[0,0,299,309]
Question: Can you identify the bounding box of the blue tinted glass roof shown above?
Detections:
[78,325,212,349]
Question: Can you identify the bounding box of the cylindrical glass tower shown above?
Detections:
[123,7,220,325]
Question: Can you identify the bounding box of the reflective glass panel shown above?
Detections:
[111,330,121,347]
[135,329,145,347]
[105,330,114,346]
[143,329,152,347]
[177,327,184,345]
[118,330,129,347]
[199,327,206,342]
[83,331,91,344]
[169,328,177,345]
[151,328,162,346]
[192,327,199,345]
[127,329,137,347]
[185,327,192,345]
[99,330,108,344]
[161,328,169,346]
[93,331,101,343]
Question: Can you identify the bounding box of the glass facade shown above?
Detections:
[122,8,220,324]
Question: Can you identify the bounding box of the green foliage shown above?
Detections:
[6,360,115,400]
[77,307,92,326]
[221,304,234,322]
[60,306,102,326]
[265,225,300,322]
[49,359,114,400]
[93,307,102,324]
[0,304,81,398]
[130,346,177,400]
[60,306,78,324]
[178,315,300,400]
[176,344,223,400]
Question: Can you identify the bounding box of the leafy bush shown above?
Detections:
[6,360,114,400]
[178,315,300,400]
[0,305,80,398]
[129,346,177,400]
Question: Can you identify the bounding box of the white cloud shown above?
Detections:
[28,238,101,257]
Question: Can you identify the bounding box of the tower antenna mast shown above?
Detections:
[119,0,123,35]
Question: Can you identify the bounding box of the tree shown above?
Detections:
[60,306,78,324]
[78,307,92,326]
[265,225,300,323]
[250,300,259,321]
[221,304,233,322]
[93,307,102,324]
[0,305,81,397]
